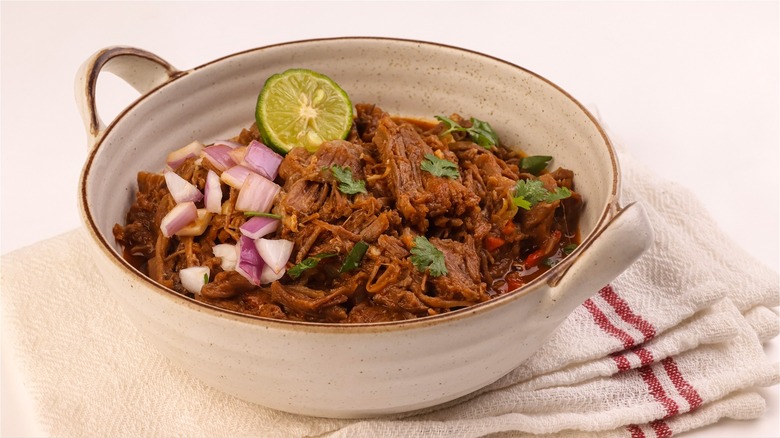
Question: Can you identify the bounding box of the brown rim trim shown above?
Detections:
[79,37,620,333]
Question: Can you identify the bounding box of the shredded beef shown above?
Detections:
[114,105,583,323]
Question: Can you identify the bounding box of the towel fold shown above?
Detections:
[1,150,777,437]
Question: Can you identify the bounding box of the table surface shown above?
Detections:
[1,2,777,437]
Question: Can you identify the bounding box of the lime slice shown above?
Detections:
[255,69,353,154]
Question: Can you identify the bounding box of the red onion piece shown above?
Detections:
[201,144,237,171]
[235,172,281,212]
[164,170,203,203]
[220,165,255,189]
[204,170,222,213]
[160,202,197,237]
[235,235,264,285]
[241,140,283,181]
[213,140,242,149]
[255,238,293,274]
[259,263,285,284]
[167,141,204,170]
[179,266,210,295]
[239,216,279,239]
[228,146,248,164]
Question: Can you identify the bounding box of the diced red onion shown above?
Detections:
[241,140,283,181]
[228,146,248,164]
[179,266,210,295]
[212,243,237,271]
[239,216,279,239]
[175,209,213,236]
[235,235,264,285]
[213,140,242,149]
[164,170,203,203]
[201,144,237,171]
[259,263,285,284]
[255,238,293,274]
[235,172,281,212]
[220,165,255,189]
[204,170,222,213]
[160,202,197,237]
[167,141,204,170]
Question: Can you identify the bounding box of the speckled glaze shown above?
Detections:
[76,38,653,418]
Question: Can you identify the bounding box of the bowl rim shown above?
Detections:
[79,36,620,333]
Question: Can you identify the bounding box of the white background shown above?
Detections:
[1,1,777,437]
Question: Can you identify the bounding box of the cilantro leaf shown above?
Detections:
[434,115,499,149]
[339,241,369,273]
[520,155,553,175]
[420,153,460,179]
[329,165,367,195]
[410,236,448,277]
[287,253,336,279]
[512,179,572,210]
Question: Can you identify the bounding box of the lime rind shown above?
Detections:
[255,69,353,154]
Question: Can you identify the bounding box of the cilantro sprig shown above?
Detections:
[339,241,369,273]
[287,253,337,279]
[420,153,459,179]
[511,179,572,210]
[520,155,553,175]
[410,236,448,277]
[329,165,367,195]
[435,115,499,149]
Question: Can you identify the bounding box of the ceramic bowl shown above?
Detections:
[76,37,653,418]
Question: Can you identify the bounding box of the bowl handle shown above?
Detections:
[75,46,182,147]
[546,201,654,318]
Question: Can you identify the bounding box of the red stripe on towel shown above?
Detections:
[639,366,680,418]
[662,357,703,411]
[627,424,646,438]
[599,285,657,342]
[650,419,673,438]
[612,353,632,372]
[583,298,636,349]
[635,347,654,366]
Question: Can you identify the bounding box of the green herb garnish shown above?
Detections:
[339,241,369,273]
[563,243,578,254]
[203,273,209,284]
[520,155,553,175]
[287,253,337,279]
[420,153,460,179]
[329,165,367,195]
[512,179,572,210]
[244,211,282,219]
[410,236,448,277]
[435,115,499,149]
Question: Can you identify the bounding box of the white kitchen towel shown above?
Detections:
[1,150,778,437]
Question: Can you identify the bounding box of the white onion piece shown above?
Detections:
[241,140,283,181]
[201,144,237,171]
[203,170,222,213]
[239,216,279,239]
[220,165,255,189]
[160,202,197,237]
[235,173,281,212]
[235,235,264,285]
[179,266,210,295]
[167,141,204,170]
[212,243,237,271]
[255,238,293,274]
[164,170,203,203]
[259,263,285,284]
[175,209,213,236]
